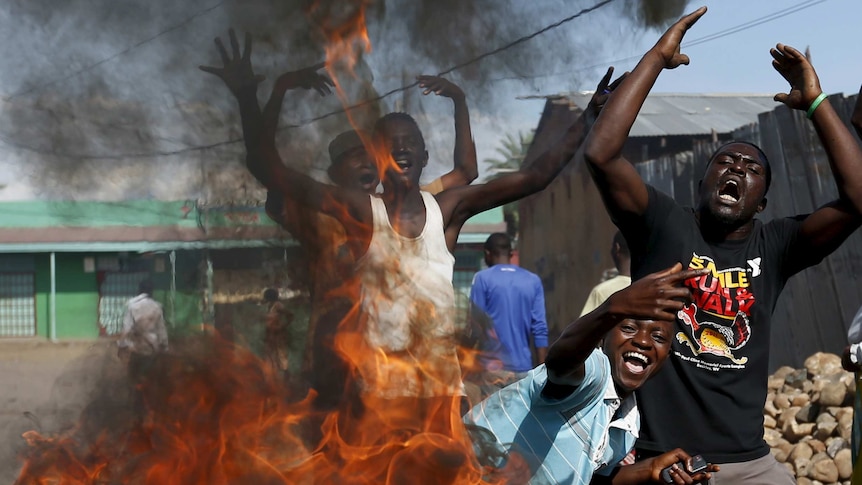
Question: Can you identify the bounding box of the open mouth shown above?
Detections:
[718,180,740,203]
[359,173,377,186]
[622,351,650,374]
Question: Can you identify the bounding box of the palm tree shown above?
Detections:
[484,131,533,240]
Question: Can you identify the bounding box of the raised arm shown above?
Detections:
[438,106,589,250]
[543,264,701,389]
[259,63,334,233]
[200,30,370,227]
[582,7,706,219]
[851,84,862,138]
[771,44,862,257]
[417,75,478,191]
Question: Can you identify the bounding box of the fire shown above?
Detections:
[16,332,517,484]
[15,3,523,484]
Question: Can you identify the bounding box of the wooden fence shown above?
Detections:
[519,93,862,370]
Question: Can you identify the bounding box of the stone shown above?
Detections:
[777,438,794,454]
[805,352,843,377]
[784,421,816,442]
[765,427,783,446]
[794,457,811,477]
[827,437,848,458]
[808,439,826,454]
[819,381,848,407]
[764,396,780,418]
[774,365,797,379]
[837,412,853,440]
[814,420,837,441]
[779,406,802,428]
[797,403,820,423]
[835,448,852,480]
[817,413,838,426]
[789,442,813,462]
[768,375,785,391]
[764,414,777,429]
[808,457,839,483]
[797,478,813,485]
[792,393,812,407]
[771,446,788,463]
[774,393,792,410]
[785,368,809,389]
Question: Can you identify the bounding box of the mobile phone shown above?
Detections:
[660,454,707,483]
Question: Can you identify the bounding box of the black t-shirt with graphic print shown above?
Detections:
[621,185,817,464]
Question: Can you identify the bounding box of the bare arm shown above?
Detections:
[200,30,370,227]
[582,8,706,220]
[417,75,478,190]
[771,44,862,257]
[544,264,702,388]
[439,109,588,250]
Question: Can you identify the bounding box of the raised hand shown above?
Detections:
[417,75,466,100]
[607,263,707,322]
[274,62,334,97]
[651,6,706,70]
[771,43,823,111]
[199,29,265,97]
[587,66,628,119]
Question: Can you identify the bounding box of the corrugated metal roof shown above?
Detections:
[533,93,778,138]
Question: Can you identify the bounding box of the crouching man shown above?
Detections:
[465,264,719,484]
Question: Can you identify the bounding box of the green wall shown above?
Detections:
[54,253,99,339]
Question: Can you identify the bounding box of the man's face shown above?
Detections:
[697,143,768,226]
[329,146,379,192]
[375,118,428,188]
[603,319,672,396]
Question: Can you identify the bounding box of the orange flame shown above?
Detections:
[16,3,526,484]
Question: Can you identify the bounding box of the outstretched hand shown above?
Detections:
[772,43,822,110]
[274,62,334,97]
[199,29,265,96]
[417,75,465,100]
[587,66,628,119]
[651,6,706,70]
[607,263,707,322]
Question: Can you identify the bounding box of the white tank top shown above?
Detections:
[355,191,463,398]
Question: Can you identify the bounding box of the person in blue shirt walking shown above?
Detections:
[470,233,549,390]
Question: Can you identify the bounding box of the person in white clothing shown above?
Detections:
[117,279,168,358]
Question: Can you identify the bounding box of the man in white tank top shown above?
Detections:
[226,41,607,430]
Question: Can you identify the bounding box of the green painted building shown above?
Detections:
[0,200,290,340]
[0,200,503,340]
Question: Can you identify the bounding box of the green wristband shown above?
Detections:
[806,92,827,119]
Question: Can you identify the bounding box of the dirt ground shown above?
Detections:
[0,339,121,483]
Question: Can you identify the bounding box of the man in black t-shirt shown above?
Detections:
[580,7,862,483]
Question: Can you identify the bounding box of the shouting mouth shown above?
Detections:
[718,179,740,203]
[622,351,650,375]
[358,172,377,186]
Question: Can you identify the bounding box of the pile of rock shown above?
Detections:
[764,352,856,485]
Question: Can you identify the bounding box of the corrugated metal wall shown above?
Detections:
[519,93,862,370]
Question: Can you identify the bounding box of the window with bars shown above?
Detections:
[98,271,149,336]
[0,273,36,337]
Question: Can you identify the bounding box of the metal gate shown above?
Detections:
[98,271,148,336]
[0,272,36,337]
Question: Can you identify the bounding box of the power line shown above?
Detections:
[487,0,830,84]
[0,0,618,160]
[4,1,227,101]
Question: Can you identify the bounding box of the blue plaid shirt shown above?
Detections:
[465,349,639,485]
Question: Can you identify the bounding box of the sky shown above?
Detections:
[501,0,862,170]
[0,0,859,200]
